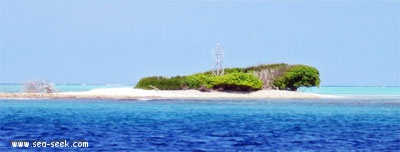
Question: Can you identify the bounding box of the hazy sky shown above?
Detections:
[1,0,399,86]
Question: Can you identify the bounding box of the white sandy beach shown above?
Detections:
[0,87,336,99]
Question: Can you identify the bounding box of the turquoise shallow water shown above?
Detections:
[301,86,400,96]
[0,84,130,93]
[0,99,399,151]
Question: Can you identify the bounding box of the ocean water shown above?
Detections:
[301,86,400,96]
[0,99,399,151]
[1,85,399,151]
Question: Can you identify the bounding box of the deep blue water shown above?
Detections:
[0,99,399,151]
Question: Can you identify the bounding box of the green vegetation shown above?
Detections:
[212,73,263,91]
[135,63,320,92]
[135,72,262,91]
[273,65,320,91]
[242,63,289,89]
[244,63,288,72]
[135,76,186,90]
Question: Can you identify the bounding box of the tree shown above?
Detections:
[244,63,289,89]
[273,65,320,91]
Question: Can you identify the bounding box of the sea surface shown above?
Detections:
[0,84,131,93]
[0,85,399,151]
[301,86,400,96]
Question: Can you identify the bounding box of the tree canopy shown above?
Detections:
[273,65,320,91]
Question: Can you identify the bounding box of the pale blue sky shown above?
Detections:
[0,0,399,86]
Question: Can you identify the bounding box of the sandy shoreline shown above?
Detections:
[0,87,337,100]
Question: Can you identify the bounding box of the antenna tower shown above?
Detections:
[212,42,224,76]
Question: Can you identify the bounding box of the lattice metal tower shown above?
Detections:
[212,42,224,76]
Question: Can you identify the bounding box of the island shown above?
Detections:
[0,63,334,100]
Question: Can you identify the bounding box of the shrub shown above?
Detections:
[184,74,215,89]
[183,75,202,89]
[273,65,320,91]
[136,72,263,92]
[212,73,263,91]
[244,63,288,72]
[196,67,244,76]
[243,63,289,89]
[224,67,245,74]
[135,76,186,90]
